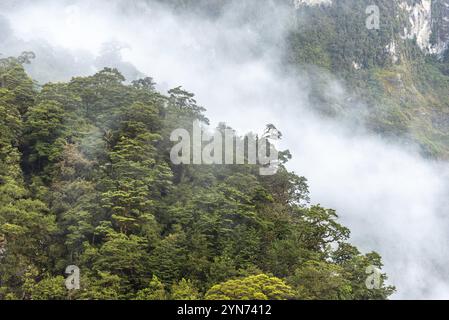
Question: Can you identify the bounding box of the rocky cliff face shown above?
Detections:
[384,0,449,56]
[293,0,449,57]
[399,0,449,56]
[400,0,433,51]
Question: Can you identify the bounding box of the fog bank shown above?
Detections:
[1,0,449,299]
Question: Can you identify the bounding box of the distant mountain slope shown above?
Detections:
[287,0,449,158]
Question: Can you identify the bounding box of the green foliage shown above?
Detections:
[289,261,352,300]
[0,58,36,114]
[205,274,295,300]
[0,66,394,300]
[79,272,122,300]
[287,0,408,71]
[135,276,167,300]
[170,278,200,300]
[24,274,67,300]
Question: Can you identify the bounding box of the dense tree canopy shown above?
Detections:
[0,57,394,300]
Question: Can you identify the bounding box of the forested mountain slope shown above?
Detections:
[0,58,394,299]
[285,0,449,158]
[2,0,449,301]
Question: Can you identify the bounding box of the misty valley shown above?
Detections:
[0,0,449,304]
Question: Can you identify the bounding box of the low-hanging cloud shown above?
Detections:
[1,0,449,299]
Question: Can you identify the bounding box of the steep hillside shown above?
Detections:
[0,58,394,300]
[1,0,448,301]
[287,0,449,158]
